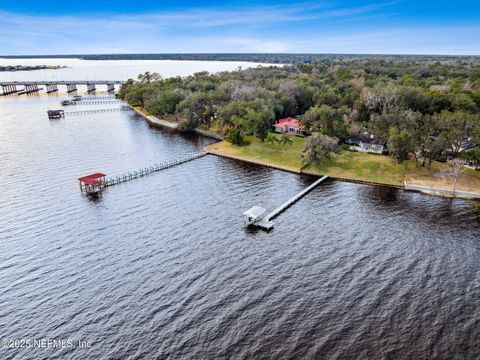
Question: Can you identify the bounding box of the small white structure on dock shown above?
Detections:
[243,206,267,225]
[243,206,275,231]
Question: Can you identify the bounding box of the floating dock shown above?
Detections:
[245,175,329,231]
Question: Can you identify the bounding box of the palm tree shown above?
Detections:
[266,133,279,144]
[280,135,293,148]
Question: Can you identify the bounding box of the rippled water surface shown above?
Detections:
[1,94,480,359]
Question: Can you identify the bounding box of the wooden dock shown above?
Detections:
[103,152,207,187]
[74,96,117,101]
[63,100,123,106]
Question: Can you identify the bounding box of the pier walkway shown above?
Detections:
[65,100,123,106]
[265,176,329,222]
[78,96,117,101]
[64,107,130,116]
[104,152,207,187]
[246,175,329,231]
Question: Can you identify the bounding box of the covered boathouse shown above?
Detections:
[47,110,65,119]
[78,173,107,195]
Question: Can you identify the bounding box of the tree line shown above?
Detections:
[8,53,480,65]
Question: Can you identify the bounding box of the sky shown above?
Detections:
[0,0,479,55]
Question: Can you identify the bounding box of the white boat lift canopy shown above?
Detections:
[243,206,267,221]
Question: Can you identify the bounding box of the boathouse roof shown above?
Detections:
[78,173,107,185]
[78,177,102,186]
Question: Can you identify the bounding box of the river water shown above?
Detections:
[0,58,271,83]
[0,60,479,360]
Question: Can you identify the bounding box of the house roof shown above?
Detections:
[347,135,386,146]
[274,117,302,129]
[461,137,477,150]
[243,206,266,219]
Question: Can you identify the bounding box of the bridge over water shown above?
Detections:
[0,80,126,95]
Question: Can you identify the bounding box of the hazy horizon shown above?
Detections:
[2,52,480,58]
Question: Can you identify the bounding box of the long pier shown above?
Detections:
[79,152,207,195]
[78,96,117,101]
[64,100,124,106]
[105,152,207,187]
[248,175,329,231]
[64,107,130,116]
[266,176,329,221]
[1,80,125,95]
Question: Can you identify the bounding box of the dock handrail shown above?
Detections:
[104,152,207,187]
[265,175,329,221]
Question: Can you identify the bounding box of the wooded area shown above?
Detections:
[118,58,480,167]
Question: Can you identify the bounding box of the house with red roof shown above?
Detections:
[272,117,305,136]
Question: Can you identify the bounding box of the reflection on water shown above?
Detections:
[0,94,479,359]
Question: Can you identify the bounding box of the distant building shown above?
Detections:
[273,117,305,135]
[346,134,386,154]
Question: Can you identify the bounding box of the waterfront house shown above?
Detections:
[273,117,305,135]
[459,137,476,152]
[346,134,386,154]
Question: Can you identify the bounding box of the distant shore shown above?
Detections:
[0,65,66,72]
[2,53,480,64]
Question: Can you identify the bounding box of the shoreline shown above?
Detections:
[129,106,479,200]
[206,145,480,201]
[129,105,223,140]
[207,148,406,189]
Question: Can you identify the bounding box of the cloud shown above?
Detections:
[0,2,478,55]
[0,1,396,32]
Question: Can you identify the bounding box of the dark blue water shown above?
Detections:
[0,95,479,359]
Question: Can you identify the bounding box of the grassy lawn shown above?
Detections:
[207,134,305,172]
[206,133,480,190]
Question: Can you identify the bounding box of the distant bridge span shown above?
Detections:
[0,80,126,95]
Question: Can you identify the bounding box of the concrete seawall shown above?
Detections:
[208,148,480,199]
[207,149,406,189]
[129,106,178,129]
[405,182,480,200]
[127,106,478,200]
